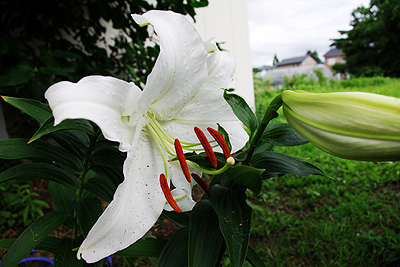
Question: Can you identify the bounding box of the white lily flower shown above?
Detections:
[45,10,247,263]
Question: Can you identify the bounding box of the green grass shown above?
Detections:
[250,77,400,266]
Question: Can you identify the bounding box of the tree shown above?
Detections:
[272,53,279,66]
[333,0,400,77]
[0,0,209,101]
[306,50,322,63]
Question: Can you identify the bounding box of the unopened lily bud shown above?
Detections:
[282,90,400,161]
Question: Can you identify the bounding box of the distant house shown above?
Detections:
[324,48,344,67]
[276,54,319,69]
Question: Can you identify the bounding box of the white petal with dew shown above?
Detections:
[77,134,165,263]
[45,76,142,151]
[132,10,208,121]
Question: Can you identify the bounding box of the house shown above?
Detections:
[276,54,319,69]
[324,48,344,67]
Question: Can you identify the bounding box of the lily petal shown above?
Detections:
[164,188,196,212]
[160,44,247,153]
[77,135,165,263]
[132,10,208,120]
[45,76,142,151]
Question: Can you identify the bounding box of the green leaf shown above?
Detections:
[190,0,209,8]
[246,245,267,267]
[0,236,63,253]
[188,200,224,267]
[210,183,252,267]
[89,165,124,187]
[115,239,167,257]
[30,117,94,142]
[0,162,79,189]
[0,138,83,173]
[0,65,34,86]
[261,123,308,146]
[157,228,189,267]
[224,90,258,133]
[54,239,84,267]
[1,96,52,124]
[83,171,116,202]
[51,130,90,158]
[162,211,190,228]
[217,123,232,151]
[75,197,103,237]
[225,165,264,194]
[49,181,76,217]
[251,151,326,179]
[91,146,126,168]
[0,211,70,267]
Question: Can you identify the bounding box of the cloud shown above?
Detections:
[248,0,370,67]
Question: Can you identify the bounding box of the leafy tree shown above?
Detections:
[306,50,322,63]
[333,0,400,77]
[0,0,208,101]
[272,53,279,65]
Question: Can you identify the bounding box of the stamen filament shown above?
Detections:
[186,156,235,175]
[194,127,217,168]
[160,174,182,213]
[147,122,175,156]
[147,126,169,176]
[207,127,232,159]
[191,173,210,199]
[174,139,191,183]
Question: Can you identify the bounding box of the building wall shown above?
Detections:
[325,56,345,67]
[192,0,255,109]
[300,55,318,67]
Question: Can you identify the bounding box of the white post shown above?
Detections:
[191,0,255,110]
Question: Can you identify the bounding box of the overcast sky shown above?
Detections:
[248,0,370,68]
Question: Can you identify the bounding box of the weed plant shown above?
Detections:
[251,76,400,266]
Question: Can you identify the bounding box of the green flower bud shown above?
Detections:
[282,90,400,161]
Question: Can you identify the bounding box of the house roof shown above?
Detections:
[276,55,308,67]
[324,48,343,57]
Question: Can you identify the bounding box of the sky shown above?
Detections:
[248,0,370,68]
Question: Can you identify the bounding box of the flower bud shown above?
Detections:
[282,90,400,161]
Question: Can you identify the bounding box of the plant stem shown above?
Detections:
[73,129,101,238]
[243,94,283,165]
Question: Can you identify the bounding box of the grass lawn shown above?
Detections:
[250,77,400,266]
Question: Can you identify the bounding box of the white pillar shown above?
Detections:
[192,0,255,110]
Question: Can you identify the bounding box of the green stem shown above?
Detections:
[243,94,283,165]
[73,129,101,238]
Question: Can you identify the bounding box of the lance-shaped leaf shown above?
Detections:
[0,211,70,267]
[188,200,224,267]
[30,117,94,143]
[1,96,52,124]
[251,151,326,179]
[224,90,258,134]
[225,165,264,195]
[162,211,190,228]
[54,239,85,267]
[156,228,189,267]
[115,239,167,258]
[0,138,83,173]
[261,123,308,146]
[0,162,79,189]
[246,245,267,267]
[0,236,63,253]
[210,183,252,267]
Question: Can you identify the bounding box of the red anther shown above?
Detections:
[194,127,217,168]
[160,174,182,213]
[174,139,191,183]
[207,127,232,160]
[191,173,210,199]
